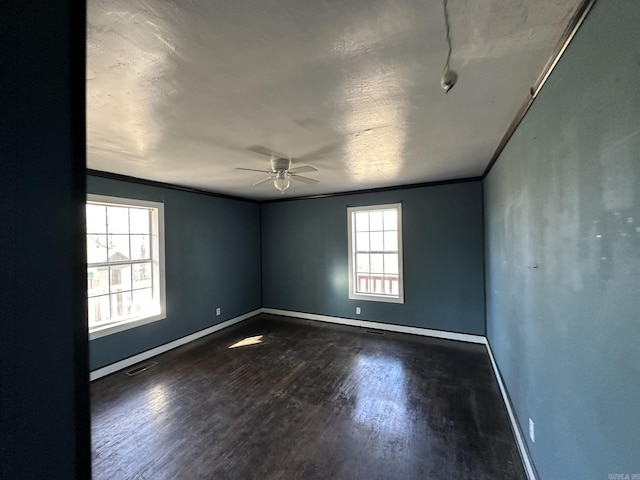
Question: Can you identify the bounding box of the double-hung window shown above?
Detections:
[86,195,166,339]
[348,203,404,303]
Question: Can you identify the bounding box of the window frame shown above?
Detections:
[347,203,404,304]
[86,194,166,340]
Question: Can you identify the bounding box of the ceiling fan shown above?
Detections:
[236,145,319,194]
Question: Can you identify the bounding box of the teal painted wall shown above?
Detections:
[1,1,90,477]
[262,182,485,335]
[88,176,262,370]
[484,1,640,478]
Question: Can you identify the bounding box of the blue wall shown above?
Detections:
[88,176,262,370]
[484,1,640,478]
[1,1,90,477]
[262,182,485,335]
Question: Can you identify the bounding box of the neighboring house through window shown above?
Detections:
[347,203,404,304]
[86,194,166,339]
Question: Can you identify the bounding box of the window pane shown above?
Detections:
[384,253,399,275]
[384,276,399,295]
[88,295,110,327]
[383,209,397,230]
[133,262,152,289]
[132,288,153,314]
[129,208,150,234]
[355,232,369,252]
[384,231,398,252]
[371,276,384,293]
[370,253,384,273]
[88,266,109,297]
[107,206,129,234]
[130,235,150,260]
[86,204,106,233]
[87,234,108,263]
[111,291,133,319]
[108,234,130,262]
[370,232,383,251]
[356,254,369,273]
[356,274,370,293]
[354,211,369,231]
[369,211,383,231]
[110,264,132,292]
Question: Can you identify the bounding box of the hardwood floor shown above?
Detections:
[91,314,526,479]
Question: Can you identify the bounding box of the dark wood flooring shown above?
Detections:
[91,314,525,479]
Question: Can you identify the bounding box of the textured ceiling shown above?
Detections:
[87,0,583,200]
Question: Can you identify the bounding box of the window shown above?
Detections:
[348,203,404,303]
[86,195,166,339]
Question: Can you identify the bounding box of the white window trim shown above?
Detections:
[347,203,404,304]
[87,194,166,340]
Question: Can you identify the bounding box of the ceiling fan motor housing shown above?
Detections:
[271,157,291,172]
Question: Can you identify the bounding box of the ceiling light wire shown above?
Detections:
[442,0,452,74]
[440,0,457,93]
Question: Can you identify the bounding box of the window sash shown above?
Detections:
[348,203,404,304]
[86,194,165,339]
[88,258,153,268]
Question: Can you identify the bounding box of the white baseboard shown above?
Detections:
[485,342,537,480]
[261,308,487,344]
[89,308,262,381]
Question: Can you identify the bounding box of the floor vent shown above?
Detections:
[363,330,385,336]
[125,361,158,376]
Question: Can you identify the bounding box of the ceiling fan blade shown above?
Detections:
[246,145,288,159]
[288,165,317,174]
[253,176,274,186]
[236,167,273,173]
[296,142,340,162]
[290,174,319,184]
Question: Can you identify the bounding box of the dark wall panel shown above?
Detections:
[484,0,640,477]
[0,1,90,478]
[88,176,262,370]
[262,182,485,335]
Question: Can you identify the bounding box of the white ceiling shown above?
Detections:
[87,0,583,200]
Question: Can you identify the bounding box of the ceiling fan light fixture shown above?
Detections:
[238,146,319,193]
[273,174,290,193]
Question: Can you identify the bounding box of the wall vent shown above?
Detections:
[125,361,157,376]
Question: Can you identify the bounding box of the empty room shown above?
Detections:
[3,0,639,479]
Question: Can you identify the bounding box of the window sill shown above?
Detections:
[349,292,404,304]
[89,311,166,340]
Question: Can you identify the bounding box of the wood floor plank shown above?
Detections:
[91,314,526,479]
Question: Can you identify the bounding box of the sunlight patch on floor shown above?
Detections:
[228,335,263,349]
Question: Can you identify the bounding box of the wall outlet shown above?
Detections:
[529,418,535,443]
[356,307,361,315]
[216,307,221,316]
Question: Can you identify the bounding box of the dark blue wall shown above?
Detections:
[88,176,262,370]
[1,1,90,478]
[262,182,485,335]
[484,1,640,478]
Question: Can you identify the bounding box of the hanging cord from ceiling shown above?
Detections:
[440,0,457,93]
[442,0,452,74]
